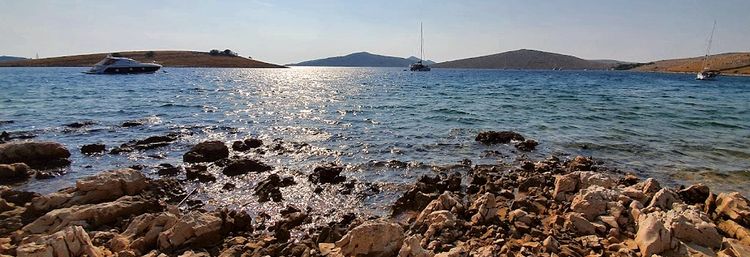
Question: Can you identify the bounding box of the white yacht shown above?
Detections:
[86,55,162,74]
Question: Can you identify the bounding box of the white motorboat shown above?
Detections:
[86,55,162,74]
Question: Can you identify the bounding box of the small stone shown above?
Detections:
[475,131,524,144]
[183,141,229,163]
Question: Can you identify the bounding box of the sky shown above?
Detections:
[1,0,749,64]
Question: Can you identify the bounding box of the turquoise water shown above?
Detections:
[1,67,749,198]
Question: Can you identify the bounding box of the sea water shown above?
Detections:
[1,67,749,213]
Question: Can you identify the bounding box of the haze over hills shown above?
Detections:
[0,56,28,62]
[434,49,617,70]
[288,52,435,67]
[0,51,285,68]
[633,52,750,75]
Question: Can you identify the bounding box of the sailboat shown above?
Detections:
[410,22,431,72]
[697,20,720,80]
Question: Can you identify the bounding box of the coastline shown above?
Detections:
[0,51,287,69]
[2,132,750,256]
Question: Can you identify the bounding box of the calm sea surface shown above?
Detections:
[1,67,749,214]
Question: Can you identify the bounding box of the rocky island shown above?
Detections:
[0,51,286,68]
[1,131,750,257]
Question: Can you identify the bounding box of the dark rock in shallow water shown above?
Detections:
[0,163,31,183]
[184,141,229,163]
[515,139,539,151]
[186,164,216,182]
[254,174,295,202]
[567,155,594,172]
[679,183,710,205]
[121,121,143,127]
[0,141,71,169]
[80,144,106,155]
[222,158,272,176]
[0,131,10,143]
[309,164,346,184]
[476,131,525,144]
[65,121,95,128]
[222,183,236,191]
[157,163,181,176]
[231,138,263,152]
[110,134,179,154]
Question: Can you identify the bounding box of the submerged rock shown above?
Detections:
[309,164,346,184]
[254,174,296,202]
[475,131,524,144]
[515,139,538,151]
[231,138,263,152]
[0,141,71,169]
[0,163,31,182]
[111,134,179,154]
[221,158,272,176]
[183,141,229,163]
[185,165,215,182]
[65,121,96,129]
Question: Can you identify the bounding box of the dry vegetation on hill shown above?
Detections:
[0,51,286,68]
[634,53,750,75]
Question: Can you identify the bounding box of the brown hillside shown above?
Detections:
[434,49,613,70]
[0,51,286,68]
[634,52,750,75]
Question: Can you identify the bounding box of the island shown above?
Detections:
[287,52,436,67]
[0,50,286,68]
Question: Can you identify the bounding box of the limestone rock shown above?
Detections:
[565,212,597,235]
[469,193,497,225]
[335,221,405,257]
[0,163,31,182]
[30,168,148,212]
[715,192,750,226]
[567,155,593,172]
[665,204,723,248]
[416,192,463,225]
[678,183,710,205]
[647,188,682,210]
[157,211,223,250]
[717,238,750,257]
[183,141,229,163]
[110,212,180,255]
[553,172,579,201]
[570,185,620,220]
[0,141,70,168]
[16,226,102,257]
[718,219,750,246]
[398,235,433,257]
[635,212,677,256]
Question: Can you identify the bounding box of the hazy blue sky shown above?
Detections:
[1,0,748,64]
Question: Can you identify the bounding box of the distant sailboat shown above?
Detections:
[410,22,431,72]
[697,20,720,80]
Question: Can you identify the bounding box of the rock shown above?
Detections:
[665,204,723,248]
[718,238,750,257]
[157,211,223,250]
[567,155,593,172]
[178,250,210,257]
[475,131,524,144]
[185,165,215,182]
[231,138,263,152]
[110,134,179,154]
[157,163,181,176]
[678,184,710,205]
[570,185,620,220]
[222,158,272,176]
[416,192,463,225]
[23,195,156,235]
[565,212,597,235]
[718,219,750,245]
[543,236,559,252]
[80,144,106,155]
[635,212,677,256]
[335,221,405,257]
[553,173,579,201]
[642,178,662,195]
[715,192,750,226]
[110,212,179,255]
[514,139,538,151]
[121,121,144,127]
[16,226,103,257]
[309,164,346,184]
[469,193,497,225]
[30,168,148,212]
[65,121,95,128]
[647,188,682,210]
[183,141,229,163]
[398,235,433,257]
[0,163,31,182]
[0,141,71,168]
[254,174,287,202]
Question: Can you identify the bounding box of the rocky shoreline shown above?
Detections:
[2,132,750,257]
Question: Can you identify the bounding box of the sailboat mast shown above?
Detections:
[702,20,716,70]
[420,22,424,61]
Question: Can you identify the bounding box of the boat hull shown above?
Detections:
[100,66,161,74]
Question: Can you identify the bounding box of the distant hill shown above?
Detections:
[288,52,435,67]
[0,51,285,68]
[633,52,750,75]
[0,56,28,62]
[433,49,614,70]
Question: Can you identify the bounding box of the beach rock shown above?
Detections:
[567,155,593,172]
[718,219,750,245]
[178,250,210,257]
[635,212,678,256]
[24,195,155,235]
[30,168,148,211]
[231,138,263,152]
[309,164,346,184]
[718,238,750,257]
[678,183,710,205]
[65,121,95,129]
[469,193,498,225]
[221,158,272,176]
[543,236,560,252]
[565,212,598,235]
[475,131,524,144]
[183,141,229,163]
[185,165,215,182]
[715,192,750,226]
[110,212,180,255]
[157,211,223,251]
[398,235,433,257]
[80,143,106,155]
[570,185,619,220]
[416,192,463,225]
[335,221,405,257]
[647,188,682,210]
[515,139,538,151]
[0,163,31,182]
[642,178,662,195]
[553,171,617,201]
[16,226,103,257]
[111,134,178,153]
[0,141,70,168]
[157,163,181,176]
[254,174,287,202]
[665,204,723,248]
[121,121,143,127]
